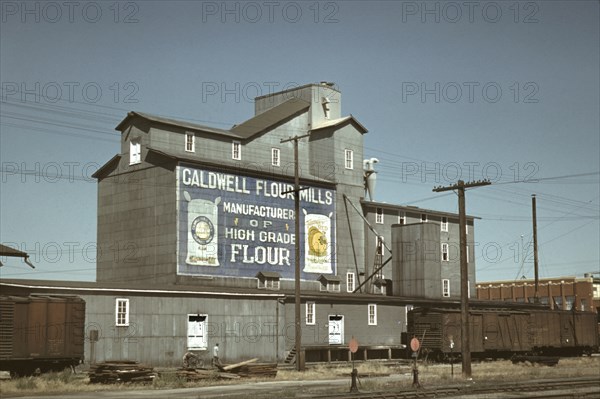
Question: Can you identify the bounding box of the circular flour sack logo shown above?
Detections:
[191,216,215,245]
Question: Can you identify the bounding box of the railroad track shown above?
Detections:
[310,376,600,399]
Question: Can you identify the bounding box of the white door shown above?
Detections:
[187,314,208,350]
[328,315,344,345]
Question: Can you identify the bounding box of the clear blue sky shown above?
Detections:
[1,1,598,282]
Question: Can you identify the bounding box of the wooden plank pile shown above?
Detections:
[88,361,157,384]
[219,358,278,378]
[235,363,278,378]
[177,368,240,381]
[177,358,277,380]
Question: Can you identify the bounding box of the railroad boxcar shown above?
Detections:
[407,306,598,360]
[0,295,85,375]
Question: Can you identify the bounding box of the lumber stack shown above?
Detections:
[88,361,157,384]
[177,368,240,381]
[235,363,278,378]
[219,358,277,378]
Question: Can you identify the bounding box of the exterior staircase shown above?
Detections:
[284,347,297,364]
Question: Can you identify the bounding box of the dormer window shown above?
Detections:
[185,133,195,152]
[129,139,141,165]
[256,271,280,290]
[318,275,341,292]
[232,141,241,160]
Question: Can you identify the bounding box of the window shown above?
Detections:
[368,304,377,325]
[398,212,405,225]
[271,147,280,166]
[306,302,315,325]
[344,149,353,170]
[442,279,450,297]
[187,314,208,350]
[232,141,241,160]
[346,272,355,293]
[115,298,129,326]
[129,140,141,165]
[185,133,195,152]
[441,217,448,232]
[465,224,469,235]
[565,295,575,310]
[257,277,280,290]
[553,296,563,309]
[441,243,449,261]
[421,213,427,222]
[374,278,387,295]
[321,280,340,292]
[376,207,384,224]
[466,245,469,263]
[580,299,587,311]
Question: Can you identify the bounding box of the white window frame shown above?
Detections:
[344,149,353,170]
[441,243,449,262]
[115,298,129,326]
[376,207,384,224]
[346,272,355,293]
[306,302,315,325]
[129,140,141,165]
[421,213,427,223]
[271,147,280,167]
[466,245,470,263]
[257,277,280,290]
[368,304,377,326]
[466,224,469,235]
[232,141,241,160]
[321,281,340,292]
[398,212,405,225]
[185,133,195,153]
[441,217,448,232]
[442,279,450,297]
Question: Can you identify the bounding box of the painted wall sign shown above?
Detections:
[177,164,336,279]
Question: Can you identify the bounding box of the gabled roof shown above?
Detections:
[231,98,310,138]
[0,244,29,258]
[311,114,368,134]
[92,154,121,179]
[256,271,282,279]
[116,111,241,138]
[317,274,342,283]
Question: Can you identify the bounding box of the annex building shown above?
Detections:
[1,83,478,367]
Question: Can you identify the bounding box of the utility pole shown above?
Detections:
[532,194,539,303]
[433,179,490,378]
[281,133,310,372]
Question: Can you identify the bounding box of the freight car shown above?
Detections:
[0,295,85,375]
[407,305,599,361]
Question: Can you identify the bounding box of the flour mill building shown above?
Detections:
[1,83,478,366]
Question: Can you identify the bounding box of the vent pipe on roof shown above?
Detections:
[363,158,379,201]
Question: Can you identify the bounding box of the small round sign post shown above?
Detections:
[410,337,421,388]
[349,337,359,393]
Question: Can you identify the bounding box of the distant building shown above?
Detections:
[476,275,600,313]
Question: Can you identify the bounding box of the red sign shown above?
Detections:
[349,337,359,353]
[410,337,420,352]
